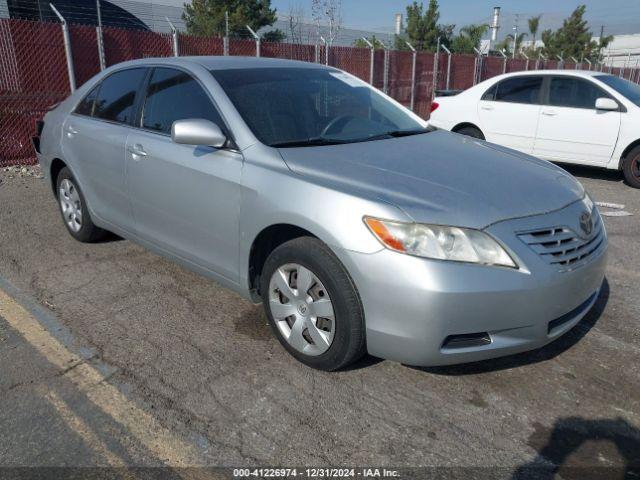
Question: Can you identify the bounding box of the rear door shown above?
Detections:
[125,67,243,282]
[533,75,621,165]
[62,67,147,230]
[477,75,543,154]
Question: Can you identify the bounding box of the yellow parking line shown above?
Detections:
[41,388,129,468]
[0,288,201,468]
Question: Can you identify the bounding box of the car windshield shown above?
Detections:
[210,67,427,147]
[595,74,640,107]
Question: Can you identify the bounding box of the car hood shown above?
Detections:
[278,130,584,229]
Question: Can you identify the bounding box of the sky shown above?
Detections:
[157,0,640,36]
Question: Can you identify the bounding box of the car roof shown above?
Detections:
[109,55,328,71]
[494,69,609,79]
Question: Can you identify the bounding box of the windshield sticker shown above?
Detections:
[329,72,365,87]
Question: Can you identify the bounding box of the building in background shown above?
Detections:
[1,0,185,32]
[0,0,394,45]
[601,34,640,68]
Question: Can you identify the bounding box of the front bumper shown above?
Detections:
[334,202,608,366]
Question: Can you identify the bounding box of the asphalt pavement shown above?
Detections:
[0,164,638,479]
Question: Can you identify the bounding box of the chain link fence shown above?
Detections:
[2,16,640,166]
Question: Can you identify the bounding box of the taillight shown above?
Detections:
[430,102,440,113]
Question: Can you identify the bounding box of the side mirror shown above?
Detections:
[171,119,227,148]
[595,98,619,111]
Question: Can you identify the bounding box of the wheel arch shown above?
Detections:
[451,122,485,139]
[49,157,67,197]
[247,223,319,300]
[618,139,640,170]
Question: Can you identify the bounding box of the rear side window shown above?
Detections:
[93,68,147,124]
[75,85,99,116]
[548,76,610,109]
[141,67,225,135]
[494,76,543,104]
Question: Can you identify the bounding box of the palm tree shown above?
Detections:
[528,15,541,49]
[505,32,527,57]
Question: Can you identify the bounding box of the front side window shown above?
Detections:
[75,85,99,116]
[594,74,640,107]
[210,67,426,147]
[141,67,225,135]
[548,77,610,109]
[494,76,543,104]
[93,68,147,124]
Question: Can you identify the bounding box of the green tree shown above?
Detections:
[450,24,488,54]
[353,35,384,49]
[396,0,453,51]
[183,0,284,40]
[528,15,541,47]
[541,5,612,61]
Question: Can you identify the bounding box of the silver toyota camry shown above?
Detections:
[34,57,607,371]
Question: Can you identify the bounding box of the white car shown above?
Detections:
[429,70,640,188]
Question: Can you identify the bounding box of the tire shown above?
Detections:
[455,126,485,140]
[260,237,366,371]
[622,146,640,189]
[55,167,107,242]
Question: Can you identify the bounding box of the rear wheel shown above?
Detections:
[260,237,366,371]
[56,167,107,242]
[622,146,640,189]
[454,125,484,140]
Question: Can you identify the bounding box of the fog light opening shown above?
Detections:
[442,332,492,350]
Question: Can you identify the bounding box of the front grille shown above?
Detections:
[517,214,604,270]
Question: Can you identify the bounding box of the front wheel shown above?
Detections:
[622,146,640,189]
[260,237,366,371]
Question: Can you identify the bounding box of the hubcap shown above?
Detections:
[59,179,82,233]
[268,263,335,356]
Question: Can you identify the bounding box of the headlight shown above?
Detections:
[364,217,516,268]
[583,193,594,213]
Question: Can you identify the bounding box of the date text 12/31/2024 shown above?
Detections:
[233,468,400,478]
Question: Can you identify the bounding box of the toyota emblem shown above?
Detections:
[579,211,593,236]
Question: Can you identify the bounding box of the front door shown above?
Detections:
[533,76,621,165]
[126,67,242,282]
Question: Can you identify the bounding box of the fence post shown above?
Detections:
[320,36,329,66]
[585,58,592,71]
[432,37,440,100]
[166,17,178,56]
[473,47,483,85]
[538,53,546,70]
[499,49,507,74]
[557,53,564,69]
[49,3,75,92]
[571,56,579,69]
[95,0,106,70]
[247,25,260,57]
[522,52,529,71]
[405,41,417,111]
[361,37,374,84]
[382,42,389,94]
[440,43,452,90]
[314,43,319,63]
[223,11,229,56]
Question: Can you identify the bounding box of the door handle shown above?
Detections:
[541,110,557,116]
[66,126,78,137]
[128,144,148,157]
[481,105,494,111]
